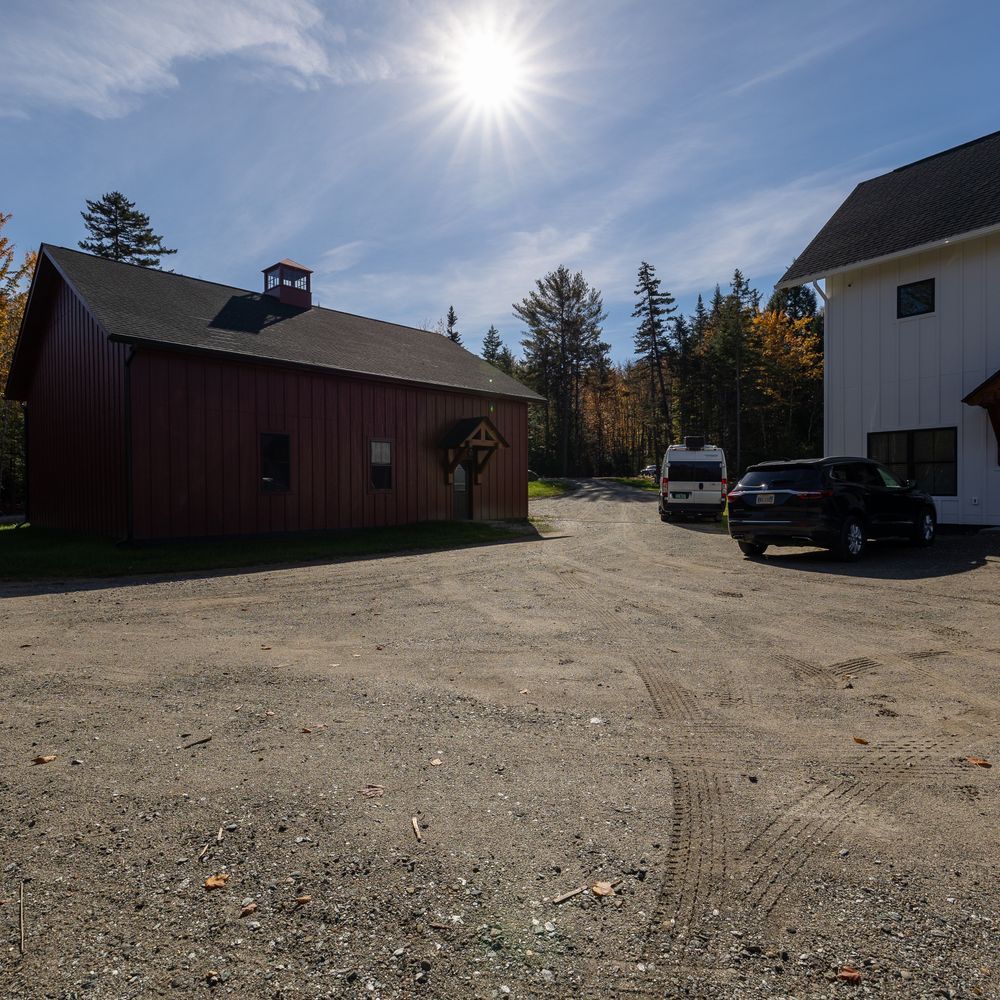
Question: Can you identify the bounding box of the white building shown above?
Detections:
[778,131,1000,526]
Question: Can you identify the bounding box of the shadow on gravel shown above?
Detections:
[751,533,999,582]
[548,479,660,504]
[0,524,551,598]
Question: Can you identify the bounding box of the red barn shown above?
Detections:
[5,246,541,540]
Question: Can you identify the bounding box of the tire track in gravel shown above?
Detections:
[544,549,734,959]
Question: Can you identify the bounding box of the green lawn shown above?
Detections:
[606,476,659,492]
[0,520,524,581]
[527,478,573,499]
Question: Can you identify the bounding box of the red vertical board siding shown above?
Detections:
[24,279,127,537]
[125,349,529,540]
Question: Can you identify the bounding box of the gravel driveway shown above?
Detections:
[2,479,998,998]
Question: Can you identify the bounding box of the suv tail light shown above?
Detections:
[796,489,833,500]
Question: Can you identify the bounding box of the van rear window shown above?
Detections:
[668,462,723,482]
[739,468,821,488]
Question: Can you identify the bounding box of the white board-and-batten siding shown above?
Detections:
[824,232,1000,525]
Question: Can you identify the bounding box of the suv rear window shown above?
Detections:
[738,467,822,489]
[668,462,723,482]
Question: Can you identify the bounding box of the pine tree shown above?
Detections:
[514,266,608,475]
[482,324,503,363]
[767,283,817,321]
[444,305,462,345]
[632,261,677,462]
[495,346,517,377]
[79,191,177,267]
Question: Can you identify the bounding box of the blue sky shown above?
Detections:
[2,0,999,361]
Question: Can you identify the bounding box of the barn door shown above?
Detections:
[453,462,472,520]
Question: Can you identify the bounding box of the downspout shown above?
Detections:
[22,402,29,524]
[811,279,829,306]
[123,345,135,543]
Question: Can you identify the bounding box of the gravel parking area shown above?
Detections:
[2,479,998,998]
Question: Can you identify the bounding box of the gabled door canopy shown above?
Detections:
[963,369,1000,464]
[440,416,509,485]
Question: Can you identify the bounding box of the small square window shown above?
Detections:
[897,278,934,318]
[261,433,291,492]
[370,439,392,491]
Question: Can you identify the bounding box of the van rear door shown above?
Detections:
[667,459,724,508]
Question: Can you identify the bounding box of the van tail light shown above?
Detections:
[661,477,669,492]
[721,478,727,492]
[796,489,833,501]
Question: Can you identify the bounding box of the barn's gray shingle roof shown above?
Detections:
[41,245,542,402]
[778,130,1000,287]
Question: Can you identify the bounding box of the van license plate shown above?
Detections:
[672,492,690,500]
[756,493,775,505]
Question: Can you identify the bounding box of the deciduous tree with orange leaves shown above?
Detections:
[0,212,36,511]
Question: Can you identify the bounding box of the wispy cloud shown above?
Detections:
[315,161,862,355]
[722,17,883,98]
[0,0,391,118]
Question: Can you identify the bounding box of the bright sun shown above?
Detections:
[453,31,524,112]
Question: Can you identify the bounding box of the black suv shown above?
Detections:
[727,457,937,561]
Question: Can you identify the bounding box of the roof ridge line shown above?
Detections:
[890,128,1000,174]
[41,244,469,346]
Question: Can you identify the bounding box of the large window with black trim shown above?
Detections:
[868,427,957,496]
[897,278,934,318]
[261,432,291,493]
[370,440,392,491]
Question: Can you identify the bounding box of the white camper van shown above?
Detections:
[658,437,728,521]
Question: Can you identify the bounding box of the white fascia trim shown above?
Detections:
[775,219,1000,289]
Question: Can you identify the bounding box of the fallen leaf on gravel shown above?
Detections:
[430,758,442,766]
[240,901,257,918]
[967,757,992,768]
[204,873,230,890]
[591,881,615,897]
[852,737,869,745]
[301,724,327,734]
[265,710,275,717]
[837,966,862,985]
[360,784,384,798]
[31,754,57,765]
[520,689,529,695]
[294,895,312,906]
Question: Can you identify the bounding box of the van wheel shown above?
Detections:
[911,508,936,547]
[835,516,867,561]
[660,512,670,522]
[738,541,767,558]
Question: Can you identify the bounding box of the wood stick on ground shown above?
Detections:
[411,817,422,843]
[552,885,587,904]
[182,736,212,749]
[216,825,224,842]
[19,880,24,955]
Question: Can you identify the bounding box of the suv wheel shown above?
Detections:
[912,508,936,547]
[835,516,867,561]
[738,541,767,558]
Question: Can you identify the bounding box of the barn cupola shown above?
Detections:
[262,259,312,309]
